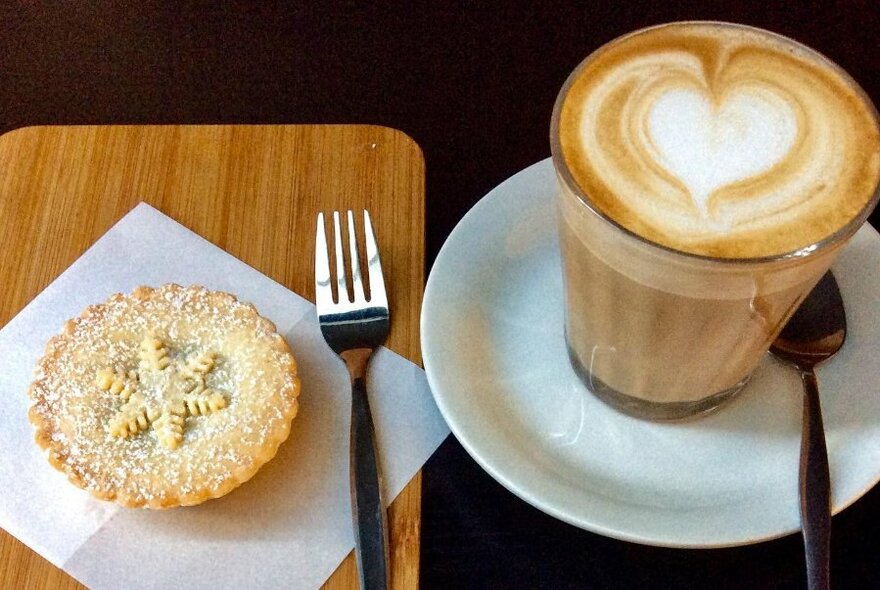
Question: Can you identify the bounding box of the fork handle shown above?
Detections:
[799,368,831,590]
[349,375,391,590]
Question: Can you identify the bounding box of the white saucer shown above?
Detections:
[421,158,880,548]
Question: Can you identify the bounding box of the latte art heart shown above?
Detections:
[556,23,880,258]
[647,88,797,221]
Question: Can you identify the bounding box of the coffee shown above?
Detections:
[551,22,880,419]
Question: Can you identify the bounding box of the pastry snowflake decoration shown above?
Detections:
[96,333,228,449]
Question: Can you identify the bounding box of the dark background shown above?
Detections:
[2,2,878,588]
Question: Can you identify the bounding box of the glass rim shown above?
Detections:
[549,20,880,266]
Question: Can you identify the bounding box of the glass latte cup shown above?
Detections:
[550,22,880,420]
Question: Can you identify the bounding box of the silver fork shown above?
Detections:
[315,210,391,590]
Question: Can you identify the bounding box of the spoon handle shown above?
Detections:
[800,368,831,590]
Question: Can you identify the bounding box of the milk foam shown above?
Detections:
[555,22,880,258]
[648,88,797,225]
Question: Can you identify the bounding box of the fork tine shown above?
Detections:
[347,210,366,302]
[363,210,387,307]
[332,211,349,303]
[315,212,334,309]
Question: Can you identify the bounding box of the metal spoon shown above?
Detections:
[770,271,845,590]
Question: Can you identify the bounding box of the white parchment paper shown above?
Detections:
[0,203,449,589]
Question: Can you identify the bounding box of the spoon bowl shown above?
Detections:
[772,272,847,368]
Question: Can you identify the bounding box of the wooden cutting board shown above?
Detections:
[0,124,425,589]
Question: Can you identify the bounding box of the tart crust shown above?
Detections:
[28,284,300,508]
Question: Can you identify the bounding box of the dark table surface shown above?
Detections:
[2,2,878,589]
